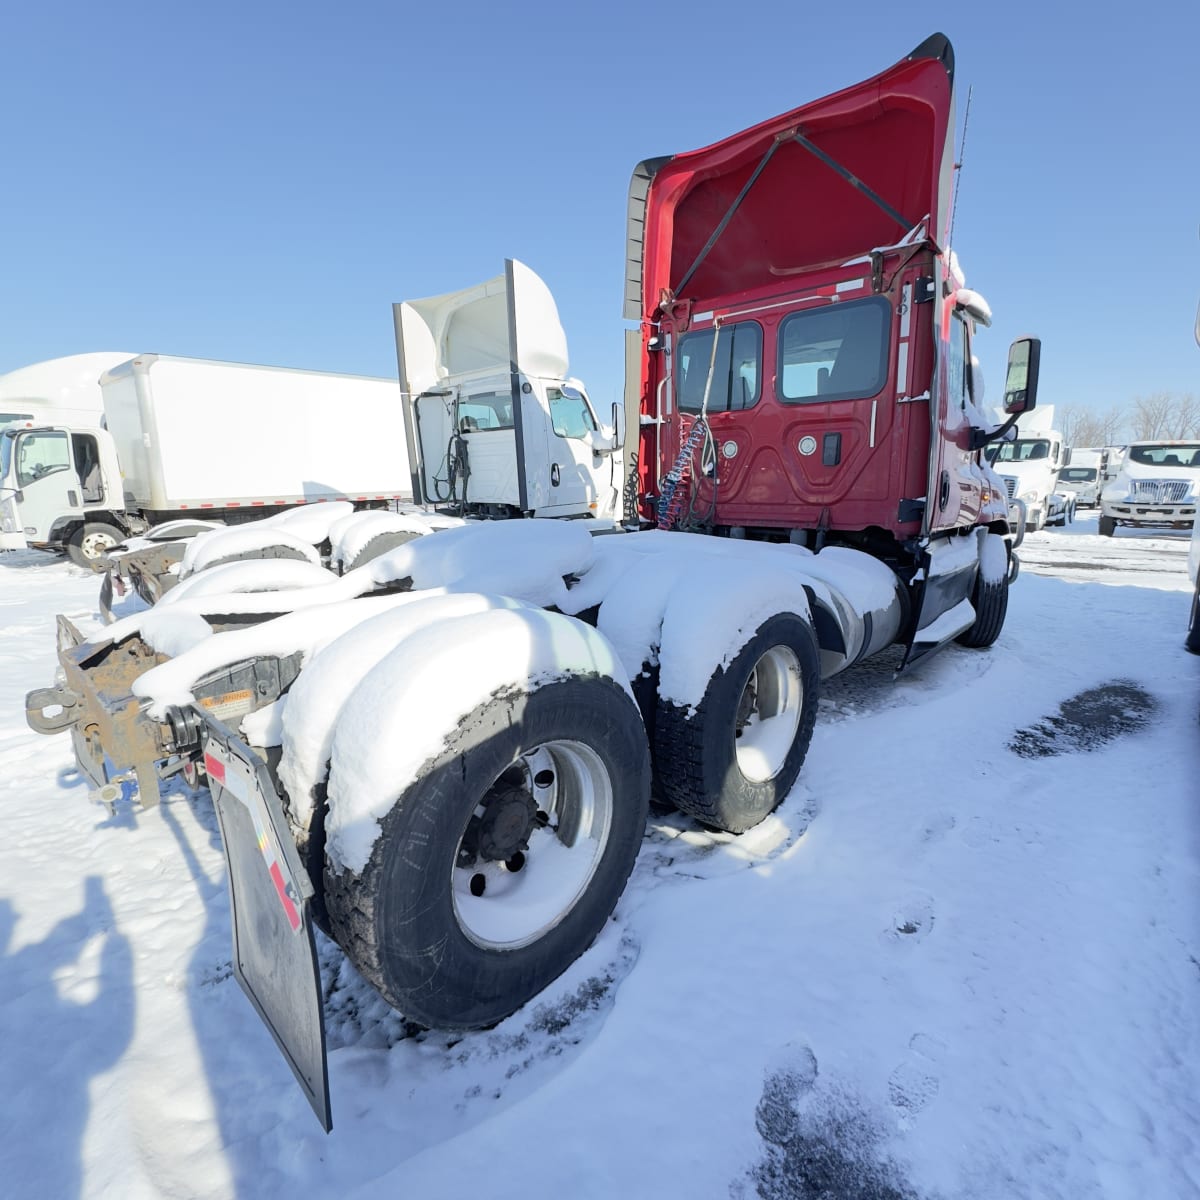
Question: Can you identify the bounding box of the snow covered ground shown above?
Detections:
[1,515,1197,1200]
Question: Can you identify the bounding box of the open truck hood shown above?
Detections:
[625,33,955,319]
[395,259,569,397]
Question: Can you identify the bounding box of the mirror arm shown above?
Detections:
[969,410,1021,452]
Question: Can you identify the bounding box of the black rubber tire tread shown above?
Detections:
[956,564,1009,648]
[67,521,124,570]
[654,612,820,835]
[280,776,331,932]
[322,674,650,1029]
[1186,579,1200,655]
[1099,516,1116,537]
[346,530,419,572]
[202,544,312,571]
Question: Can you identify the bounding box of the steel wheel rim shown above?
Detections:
[735,645,804,783]
[81,531,117,560]
[451,739,614,950]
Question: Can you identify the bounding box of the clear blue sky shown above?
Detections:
[3,1,1197,418]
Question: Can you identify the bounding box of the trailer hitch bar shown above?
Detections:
[25,684,84,734]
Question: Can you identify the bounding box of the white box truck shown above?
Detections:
[0,355,413,566]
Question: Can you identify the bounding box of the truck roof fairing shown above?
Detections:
[625,34,956,320]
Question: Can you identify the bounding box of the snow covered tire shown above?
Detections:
[956,562,1009,648]
[345,530,419,572]
[654,613,819,834]
[322,675,650,1030]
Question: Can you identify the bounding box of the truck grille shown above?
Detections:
[1129,479,1189,504]
[1001,476,1017,500]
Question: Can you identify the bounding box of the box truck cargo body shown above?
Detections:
[1,355,412,566]
[100,355,411,510]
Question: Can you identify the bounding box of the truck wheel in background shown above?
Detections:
[1099,516,1116,537]
[1186,580,1200,655]
[67,522,124,570]
[956,560,1010,649]
[654,613,819,835]
[345,530,419,572]
[323,675,650,1030]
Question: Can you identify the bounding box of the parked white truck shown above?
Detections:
[1099,440,1200,536]
[0,356,415,568]
[985,406,1074,530]
[0,351,135,429]
[1055,446,1110,507]
[395,259,626,522]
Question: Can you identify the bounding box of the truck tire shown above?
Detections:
[654,613,819,834]
[1187,580,1200,655]
[1099,516,1116,537]
[345,530,419,572]
[956,563,1009,649]
[67,522,124,570]
[203,543,313,571]
[323,675,650,1030]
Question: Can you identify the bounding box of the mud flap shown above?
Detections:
[899,548,977,672]
[201,719,331,1132]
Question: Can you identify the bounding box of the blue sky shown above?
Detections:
[3,1,1197,420]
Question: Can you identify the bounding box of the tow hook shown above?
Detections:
[25,684,83,734]
[1009,551,1021,584]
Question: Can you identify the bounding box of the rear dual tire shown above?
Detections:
[654,613,820,835]
[323,675,650,1030]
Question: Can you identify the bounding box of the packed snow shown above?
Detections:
[1,513,1198,1199]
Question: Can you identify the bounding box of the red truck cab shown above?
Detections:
[627,34,1010,562]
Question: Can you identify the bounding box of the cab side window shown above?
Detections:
[547,388,598,440]
[16,431,70,487]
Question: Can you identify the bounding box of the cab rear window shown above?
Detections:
[677,322,762,413]
[778,297,890,403]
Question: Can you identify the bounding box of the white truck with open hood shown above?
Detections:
[394,259,625,522]
[985,405,1074,530]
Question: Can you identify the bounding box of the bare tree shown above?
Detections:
[1130,392,1200,440]
[1061,405,1127,448]
[1132,393,1175,440]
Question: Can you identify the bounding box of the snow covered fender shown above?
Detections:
[201,715,332,1132]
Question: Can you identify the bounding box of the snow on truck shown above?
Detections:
[24,33,1041,1130]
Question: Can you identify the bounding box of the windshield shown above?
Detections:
[0,432,14,481]
[1127,444,1200,468]
[988,438,1051,463]
[1059,468,1097,482]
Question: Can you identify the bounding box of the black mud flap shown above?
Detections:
[898,550,976,673]
[201,718,332,1132]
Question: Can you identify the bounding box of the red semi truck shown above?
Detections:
[26,33,1038,1129]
